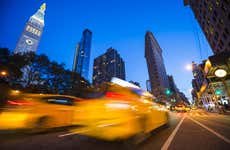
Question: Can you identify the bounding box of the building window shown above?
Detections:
[212,41,216,48]
[224,28,229,35]
[209,26,214,34]
[208,4,213,12]
[224,0,230,5]
[214,32,219,39]
[204,1,207,6]
[213,11,217,17]
[221,4,227,11]
[37,31,41,36]
[220,40,224,46]
[212,16,217,22]
[217,23,221,30]
[26,25,30,31]
[223,33,227,40]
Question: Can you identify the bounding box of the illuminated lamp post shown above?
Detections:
[0,70,8,77]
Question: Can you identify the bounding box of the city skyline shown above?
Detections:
[0,0,214,102]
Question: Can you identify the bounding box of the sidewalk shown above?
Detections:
[198,108,230,116]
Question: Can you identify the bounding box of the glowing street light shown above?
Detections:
[185,64,192,71]
[214,68,227,78]
[11,90,21,95]
[0,71,8,76]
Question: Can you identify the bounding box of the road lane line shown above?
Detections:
[188,117,230,144]
[58,132,77,137]
[58,128,89,138]
[161,116,185,150]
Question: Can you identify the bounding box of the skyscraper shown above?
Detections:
[93,48,125,85]
[184,0,230,54]
[145,31,169,101]
[72,29,92,80]
[14,3,46,54]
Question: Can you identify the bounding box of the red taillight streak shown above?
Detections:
[7,100,33,106]
[105,92,129,100]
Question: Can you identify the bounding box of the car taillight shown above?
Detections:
[105,92,128,100]
[7,100,33,106]
[105,92,124,98]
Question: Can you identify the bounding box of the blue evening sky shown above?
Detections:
[0,0,213,101]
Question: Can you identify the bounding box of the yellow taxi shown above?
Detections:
[70,79,169,141]
[0,94,81,131]
[174,104,191,112]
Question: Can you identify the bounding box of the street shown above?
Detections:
[1,110,229,150]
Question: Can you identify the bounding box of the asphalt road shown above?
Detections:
[1,110,230,150]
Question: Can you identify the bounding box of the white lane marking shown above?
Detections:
[58,128,89,138]
[188,117,230,144]
[58,132,77,137]
[161,116,185,150]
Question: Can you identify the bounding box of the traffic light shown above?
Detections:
[215,89,222,95]
[165,89,172,96]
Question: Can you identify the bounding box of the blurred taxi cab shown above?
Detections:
[175,104,186,112]
[185,106,191,112]
[70,78,169,141]
[0,94,81,131]
[191,106,197,110]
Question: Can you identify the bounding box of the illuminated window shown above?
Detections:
[29,27,34,33]
[37,31,41,36]
[26,26,30,31]
[205,28,209,34]
[209,26,214,35]
[34,30,38,35]
[32,28,36,34]
[208,4,213,12]
[110,59,115,63]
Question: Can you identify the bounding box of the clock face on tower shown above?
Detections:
[26,39,33,45]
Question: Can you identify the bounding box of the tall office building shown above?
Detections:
[72,29,92,80]
[14,3,46,54]
[145,31,169,101]
[93,48,125,85]
[184,0,230,54]
[168,75,179,93]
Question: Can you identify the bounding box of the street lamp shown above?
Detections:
[11,90,21,95]
[0,70,8,76]
[214,68,227,78]
[185,64,192,71]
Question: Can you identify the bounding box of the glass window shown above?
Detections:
[26,25,30,31]
[45,97,74,105]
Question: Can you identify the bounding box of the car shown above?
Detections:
[70,80,169,141]
[191,106,197,110]
[0,94,82,131]
[185,106,191,112]
[175,104,186,112]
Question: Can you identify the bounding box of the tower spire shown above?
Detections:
[40,3,46,13]
[31,3,46,24]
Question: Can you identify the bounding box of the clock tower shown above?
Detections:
[14,3,46,54]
